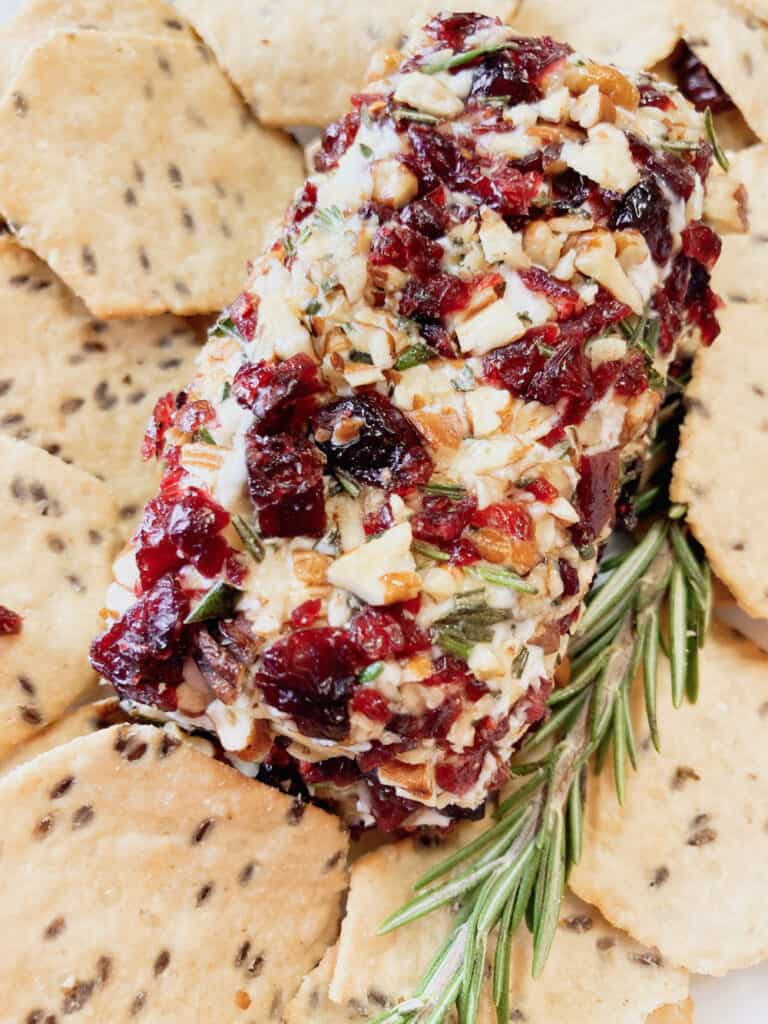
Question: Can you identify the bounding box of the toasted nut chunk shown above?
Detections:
[548,214,595,234]
[382,571,422,604]
[365,49,403,83]
[565,61,639,111]
[293,550,331,585]
[409,408,465,449]
[574,229,643,313]
[523,220,563,269]
[615,229,651,271]
[371,158,419,208]
[570,84,616,128]
[394,72,464,118]
[473,527,540,574]
[379,759,431,798]
[703,172,749,234]
[479,208,530,267]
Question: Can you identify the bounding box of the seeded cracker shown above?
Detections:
[511,0,681,69]
[0,722,348,1021]
[0,698,124,773]
[0,31,304,318]
[324,832,687,1021]
[671,302,768,618]
[172,1,520,126]
[710,145,768,301]
[679,0,768,142]
[570,621,768,974]
[0,237,202,523]
[0,436,118,760]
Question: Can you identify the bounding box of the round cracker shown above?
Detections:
[0,722,348,1021]
[511,0,680,69]
[0,436,118,761]
[0,30,304,318]
[671,301,768,619]
[172,1,519,127]
[710,145,768,303]
[0,236,201,523]
[570,621,768,974]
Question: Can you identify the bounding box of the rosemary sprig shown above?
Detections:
[371,386,712,1024]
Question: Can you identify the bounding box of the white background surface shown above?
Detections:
[0,0,764,1018]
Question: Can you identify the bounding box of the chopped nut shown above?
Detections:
[379,759,431,798]
[615,229,651,271]
[365,49,403,83]
[574,229,644,314]
[479,208,530,268]
[548,213,595,234]
[292,550,331,585]
[473,527,540,574]
[394,72,464,118]
[570,84,616,128]
[523,220,563,269]
[371,158,419,208]
[382,571,422,604]
[409,408,465,449]
[703,172,749,234]
[565,61,639,111]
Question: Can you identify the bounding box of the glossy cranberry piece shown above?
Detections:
[349,606,430,662]
[291,181,318,225]
[314,111,360,172]
[399,190,448,239]
[313,392,433,494]
[89,574,189,712]
[350,687,391,723]
[628,135,696,200]
[364,779,422,832]
[482,324,559,396]
[682,221,722,271]
[655,252,692,353]
[0,605,22,635]
[558,290,633,345]
[611,177,673,264]
[516,678,553,726]
[290,599,322,630]
[519,267,583,320]
[614,352,650,396]
[425,11,500,49]
[687,279,722,346]
[175,399,215,436]
[233,355,323,434]
[256,627,364,739]
[390,694,463,741]
[558,558,580,598]
[142,391,177,461]
[472,501,534,540]
[300,756,361,788]
[448,537,481,566]
[571,450,620,547]
[638,82,673,110]
[363,500,395,536]
[369,222,444,278]
[671,40,733,113]
[135,487,231,591]
[469,37,570,105]
[245,430,326,538]
[525,478,558,503]
[399,272,472,321]
[423,655,488,702]
[412,493,477,543]
[225,291,259,342]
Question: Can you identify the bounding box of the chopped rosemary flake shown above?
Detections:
[422,481,467,500]
[184,581,242,624]
[432,627,473,661]
[471,563,537,593]
[421,41,508,75]
[349,350,373,364]
[451,365,476,392]
[233,515,265,563]
[283,234,296,258]
[668,502,688,520]
[334,470,360,498]
[393,108,439,124]
[304,299,321,316]
[413,540,451,562]
[192,427,216,445]
[209,315,239,340]
[359,142,374,158]
[518,310,533,325]
[221,381,231,401]
[660,138,700,152]
[359,661,385,683]
[394,342,437,371]
[705,106,730,171]
[314,204,344,232]
[579,544,596,560]
[511,646,529,676]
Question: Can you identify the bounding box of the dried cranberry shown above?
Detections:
[399,273,472,321]
[519,267,583,320]
[611,177,672,264]
[469,37,570,105]
[364,779,422,832]
[142,391,177,461]
[638,82,674,110]
[301,756,361,787]
[525,477,558,503]
[412,493,477,543]
[614,352,650,396]
[291,181,318,225]
[256,628,364,740]
[425,11,499,49]
[233,355,323,434]
[313,392,432,494]
[551,169,619,224]
[363,500,395,536]
[558,289,633,345]
[290,599,322,630]
[314,111,360,172]
[0,605,22,635]
[628,135,696,200]
[571,450,620,547]
[369,222,443,278]
[389,694,462,741]
[483,324,558,395]
[682,221,722,271]
[135,487,231,591]
[558,558,580,598]
[515,678,553,726]
[89,574,189,711]
[349,606,430,662]
[471,501,534,541]
[419,320,457,358]
[687,281,722,346]
[448,537,481,566]
[670,40,733,113]
[350,687,391,722]
[399,190,448,239]
[423,655,488,701]
[225,291,259,342]
[245,430,326,538]
[175,399,215,436]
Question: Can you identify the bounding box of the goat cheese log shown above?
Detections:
[92,12,724,831]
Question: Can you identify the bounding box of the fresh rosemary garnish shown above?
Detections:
[705,106,730,172]
[371,385,712,1024]
[314,204,345,232]
[334,470,361,499]
[395,342,437,371]
[221,380,232,402]
[192,427,216,445]
[422,481,467,500]
[184,581,243,624]
[470,562,538,594]
[359,142,374,159]
[360,661,385,683]
[304,299,322,316]
[393,108,440,124]
[421,42,508,75]
[209,315,240,340]
[413,540,451,562]
[233,514,265,563]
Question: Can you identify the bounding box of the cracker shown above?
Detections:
[0,722,348,1020]
[0,0,196,95]
[671,301,768,618]
[327,831,687,1021]
[570,621,768,974]
[511,0,680,69]
[0,237,201,523]
[0,30,304,318]
[647,1001,695,1024]
[710,145,768,301]
[172,1,519,126]
[0,436,118,760]
[679,0,768,142]
[1,698,124,773]
[283,946,354,1023]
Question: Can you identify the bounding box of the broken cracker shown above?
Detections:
[710,145,768,300]
[512,0,681,69]
[0,30,304,317]
[672,301,768,618]
[0,436,118,760]
[647,1000,695,1024]
[571,621,768,974]
[0,722,348,1020]
[0,236,201,523]
[172,1,519,127]
[0,697,124,773]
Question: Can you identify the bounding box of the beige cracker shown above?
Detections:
[0,436,118,761]
[172,1,519,127]
[571,621,768,973]
[672,301,768,618]
[711,144,768,302]
[0,697,124,773]
[0,722,348,1020]
[0,30,303,318]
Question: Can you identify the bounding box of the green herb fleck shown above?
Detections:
[334,470,360,499]
[349,350,374,364]
[705,107,730,171]
[305,299,322,316]
[221,381,232,401]
[359,142,374,159]
[421,42,508,75]
[233,515,265,563]
[470,563,538,594]
[359,661,385,683]
[210,316,239,340]
[184,581,242,624]
[283,234,296,258]
[511,646,530,676]
[422,481,467,500]
[394,343,437,371]
[314,205,345,231]
[413,540,451,562]
[193,427,216,445]
[393,108,440,124]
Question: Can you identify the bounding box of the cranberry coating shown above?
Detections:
[142,391,177,461]
[671,40,733,113]
[469,37,571,105]
[399,190,448,239]
[90,574,189,712]
[412,493,477,543]
[571,450,621,547]
[0,605,22,635]
[519,267,583,320]
[628,135,697,200]
[611,177,673,264]
[245,430,326,538]
[399,272,472,321]
[471,501,534,540]
[369,222,443,279]
[233,355,323,434]
[425,11,499,49]
[291,181,318,225]
[682,221,722,271]
[225,291,259,342]
[314,111,360,172]
[350,687,391,723]
[349,606,430,662]
[312,392,433,494]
